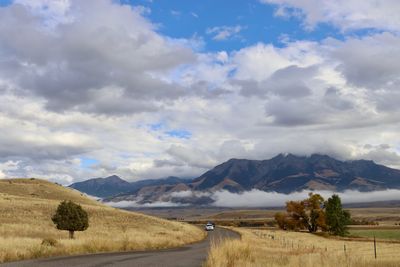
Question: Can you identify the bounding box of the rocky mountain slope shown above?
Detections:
[192,154,400,193]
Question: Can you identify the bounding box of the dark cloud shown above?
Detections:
[166,145,216,169]
[265,98,325,126]
[332,33,400,90]
[0,130,97,161]
[153,159,185,168]
[0,0,194,115]
[374,88,400,112]
[239,65,315,99]
[190,81,233,99]
[267,65,315,99]
[324,87,353,110]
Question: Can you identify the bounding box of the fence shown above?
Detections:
[253,230,400,262]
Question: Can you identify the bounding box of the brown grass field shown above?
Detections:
[205,227,400,267]
[200,206,400,266]
[0,178,205,263]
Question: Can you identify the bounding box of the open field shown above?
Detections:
[205,227,400,267]
[348,208,400,225]
[130,207,282,222]
[135,206,400,220]
[134,206,400,228]
[349,229,400,241]
[0,179,205,263]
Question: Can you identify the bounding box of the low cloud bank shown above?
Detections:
[104,189,400,208]
[212,189,400,207]
[107,200,187,208]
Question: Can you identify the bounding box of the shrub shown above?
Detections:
[41,238,58,247]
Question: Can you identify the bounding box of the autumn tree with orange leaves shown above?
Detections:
[275,193,327,233]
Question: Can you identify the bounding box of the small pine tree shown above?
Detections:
[325,194,350,236]
[52,200,89,239]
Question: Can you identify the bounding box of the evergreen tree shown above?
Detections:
[325,194,350,236]
[52,200,89,239]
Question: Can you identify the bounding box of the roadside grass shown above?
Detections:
[349,229,400,240]
[204,227,400,267]
[0,179,206,263]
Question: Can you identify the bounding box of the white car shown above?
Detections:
[205,223,215,231]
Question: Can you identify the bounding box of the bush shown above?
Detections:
[41,238,58,247]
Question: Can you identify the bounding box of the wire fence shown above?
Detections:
[252,230,400,261]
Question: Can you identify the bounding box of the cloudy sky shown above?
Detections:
[0,0,400,184]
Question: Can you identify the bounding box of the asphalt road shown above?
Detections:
[1,227,239,267]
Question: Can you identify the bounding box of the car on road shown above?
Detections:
[205,222,215,231]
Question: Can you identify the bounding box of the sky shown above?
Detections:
[0,0,400,185]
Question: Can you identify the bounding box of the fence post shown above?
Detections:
[374,235,377,259]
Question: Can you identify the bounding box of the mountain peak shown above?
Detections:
[105,175,125,182]
[69,175,131,198]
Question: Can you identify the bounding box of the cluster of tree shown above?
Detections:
[52,200,89,239]
[274,193,351,236]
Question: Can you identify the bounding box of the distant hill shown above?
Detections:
[107,154,400,205]
[69,175,132,198]
[69,175,192,198]
[0,178,101,205]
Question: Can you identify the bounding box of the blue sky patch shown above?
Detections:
[0,0,12,6]
[80,157,99,169]
[122,0,343,52]
[165,129,192,139]
[148,122,164,131]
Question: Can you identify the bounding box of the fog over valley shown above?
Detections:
[107,189,400,208]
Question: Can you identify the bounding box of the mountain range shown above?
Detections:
[69,154,400,204]
[69,175,192,198]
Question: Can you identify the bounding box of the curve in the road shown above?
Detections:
[1,227,239,267]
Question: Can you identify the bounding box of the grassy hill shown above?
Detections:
[0,178,205,263]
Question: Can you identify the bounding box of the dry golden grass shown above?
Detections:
[205,228,400,267]
[349,207,400,225]
[0,178,205,263]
